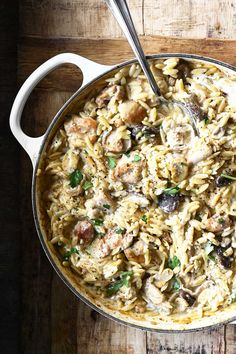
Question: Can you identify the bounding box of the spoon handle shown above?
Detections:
[104,0,161,96]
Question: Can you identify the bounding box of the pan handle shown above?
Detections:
[9,53,113,167]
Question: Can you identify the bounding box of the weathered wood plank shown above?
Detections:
[147,327,226,354]
[76,301,147,354]
[18,36,236,90]
[19,0,236,39]
[144,0,236,39]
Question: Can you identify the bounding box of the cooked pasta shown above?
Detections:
[39,58,236,324]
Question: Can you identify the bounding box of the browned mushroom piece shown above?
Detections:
[74,220,95,246]
[64,115,98,143]
[177,59,191,82]
[96,85,125,108]
[124,240,146,263]
[184,94,206,122]
[118,100,147,127]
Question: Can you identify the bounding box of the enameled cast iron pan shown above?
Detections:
[10,53,236,332]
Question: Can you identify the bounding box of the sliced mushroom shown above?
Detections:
[143,278,165,305]
[118,100,147,127]
[215,174,234,187]
[184,94,205,122]
[179,289,196,306]
[169,157,189,183]
[204,214,231,233]
[153,269,174,288]
[64,115,98,143]
[114,152,145,184]
[177,59,191,82]
[216,247,233,269]
[102,128,131,153]
[96,85,125,108]
[74,220,94,246]
[158,193,181,213]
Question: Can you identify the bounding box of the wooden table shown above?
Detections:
[3,1,236,353]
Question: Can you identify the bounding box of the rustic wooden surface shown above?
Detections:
[14,0,236,353]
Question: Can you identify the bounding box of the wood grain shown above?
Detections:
[16,0,236,353]
[19,0,236,39]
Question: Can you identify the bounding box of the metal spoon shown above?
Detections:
[104,0,199,136]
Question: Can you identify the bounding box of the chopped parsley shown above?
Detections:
[144,132,151,138]
[82,180,93,190]
[229,289,236,304]
[163,185,180,195]
[218,217,225,224]
[106,271,133,296]
[63,247,79,261]
[220,174,236,181]
[205,241,216,262]
[171,277,180,291]
[168,256,181,270]
[141,214,148,223]
[93,219,104,226]
[115,227,124,234]
[107,156,116,169]
[133,154,141,162]
[124,152,130,157]
[103,204,110,209]
[203,116,209,125]
[69,169,83,188]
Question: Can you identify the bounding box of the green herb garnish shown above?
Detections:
[93,219,104,226]
[106,271,133,296]
[124,152,130,157]
[205,241,214,256]
[69,169,83,188]
[229,289,236,304]
[144,132,151,138]
[63,247,79,261]
[205,241,216,262]
[133,154,141,162]
[103,204,110,209]
[218,217,225,224]
[107,156,116,169]
[203,116,209,125]
[221,174,236,181]
[171,277,180,291]
[115,228,124,234]
[163,185,180,195]
[82,180,93,190]
[141,215,148,223]
[168,256,181,270]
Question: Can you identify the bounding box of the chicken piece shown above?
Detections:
[204,214,231,233]
[165,124,194,150]
[85,190,115,219]
[169,156,189,183]
[187,138,212,164]
[143,278,165,305]
[118,100,147,127]
[74,220,94,246]
[102,128,131,153]
[96,85,125,108]
[62,149,79,174]
[114,152,145,184]
[123,193,150,207]
[124,240,147,263]
[64,115,97,143]
[88,230,134,258]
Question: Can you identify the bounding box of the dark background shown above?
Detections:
[1,2,20,353]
